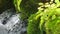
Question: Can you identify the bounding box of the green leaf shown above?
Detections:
[14,0,22,13]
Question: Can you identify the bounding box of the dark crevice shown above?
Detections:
[43,31,46,34]
[2,17,8,25]
[2,20,7,25]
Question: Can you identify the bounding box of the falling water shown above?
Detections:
[0,8,26,34]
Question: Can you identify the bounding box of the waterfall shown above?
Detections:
[0,8,26,34]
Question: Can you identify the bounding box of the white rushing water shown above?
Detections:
[0,8,26,34]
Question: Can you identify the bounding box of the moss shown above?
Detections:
[14,0,60,34]
[27,11,41,34]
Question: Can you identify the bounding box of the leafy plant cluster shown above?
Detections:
[14,0,60,34]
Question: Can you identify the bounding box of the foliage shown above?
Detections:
[14,0,22,13]
[39,0,60,34]
[27,11,41,34]
[14,0,60,34]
